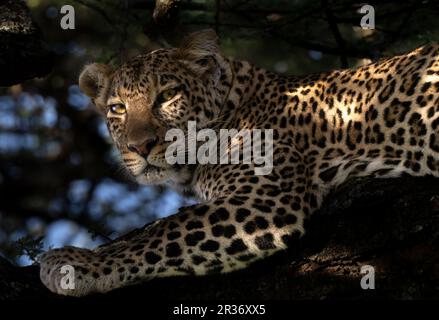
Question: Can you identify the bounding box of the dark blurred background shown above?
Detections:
[1,0,438,265]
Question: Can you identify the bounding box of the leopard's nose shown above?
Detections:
[127,137,158,157]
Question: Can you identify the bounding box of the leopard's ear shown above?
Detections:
[79,63,112,100]
[175,29,221,83]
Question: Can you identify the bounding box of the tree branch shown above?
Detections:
[322,0,348,68]
[0,0,54,86]
[2,176,439,299]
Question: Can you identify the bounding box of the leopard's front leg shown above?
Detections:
[39,190,305,296]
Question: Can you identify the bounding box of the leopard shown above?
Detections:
[39,29,439,296]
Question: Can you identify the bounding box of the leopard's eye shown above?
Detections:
[109,104,126,115]
[159,88,177,103]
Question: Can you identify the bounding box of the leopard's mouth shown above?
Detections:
[125,142,178,184]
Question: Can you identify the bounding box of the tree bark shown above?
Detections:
[0,0,54,86]
[1,176,438,300]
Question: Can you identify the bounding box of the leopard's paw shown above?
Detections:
[38,246,99,297]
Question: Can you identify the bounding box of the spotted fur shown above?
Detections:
[39,30,439,296]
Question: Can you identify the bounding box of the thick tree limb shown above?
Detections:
[1,176,438,300]
[0,0,54,86]
[152,0,182,26]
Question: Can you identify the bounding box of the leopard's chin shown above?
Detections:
[146,144,175,168]
[136,164,175,185]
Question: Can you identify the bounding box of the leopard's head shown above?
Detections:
[79,30,233,186]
